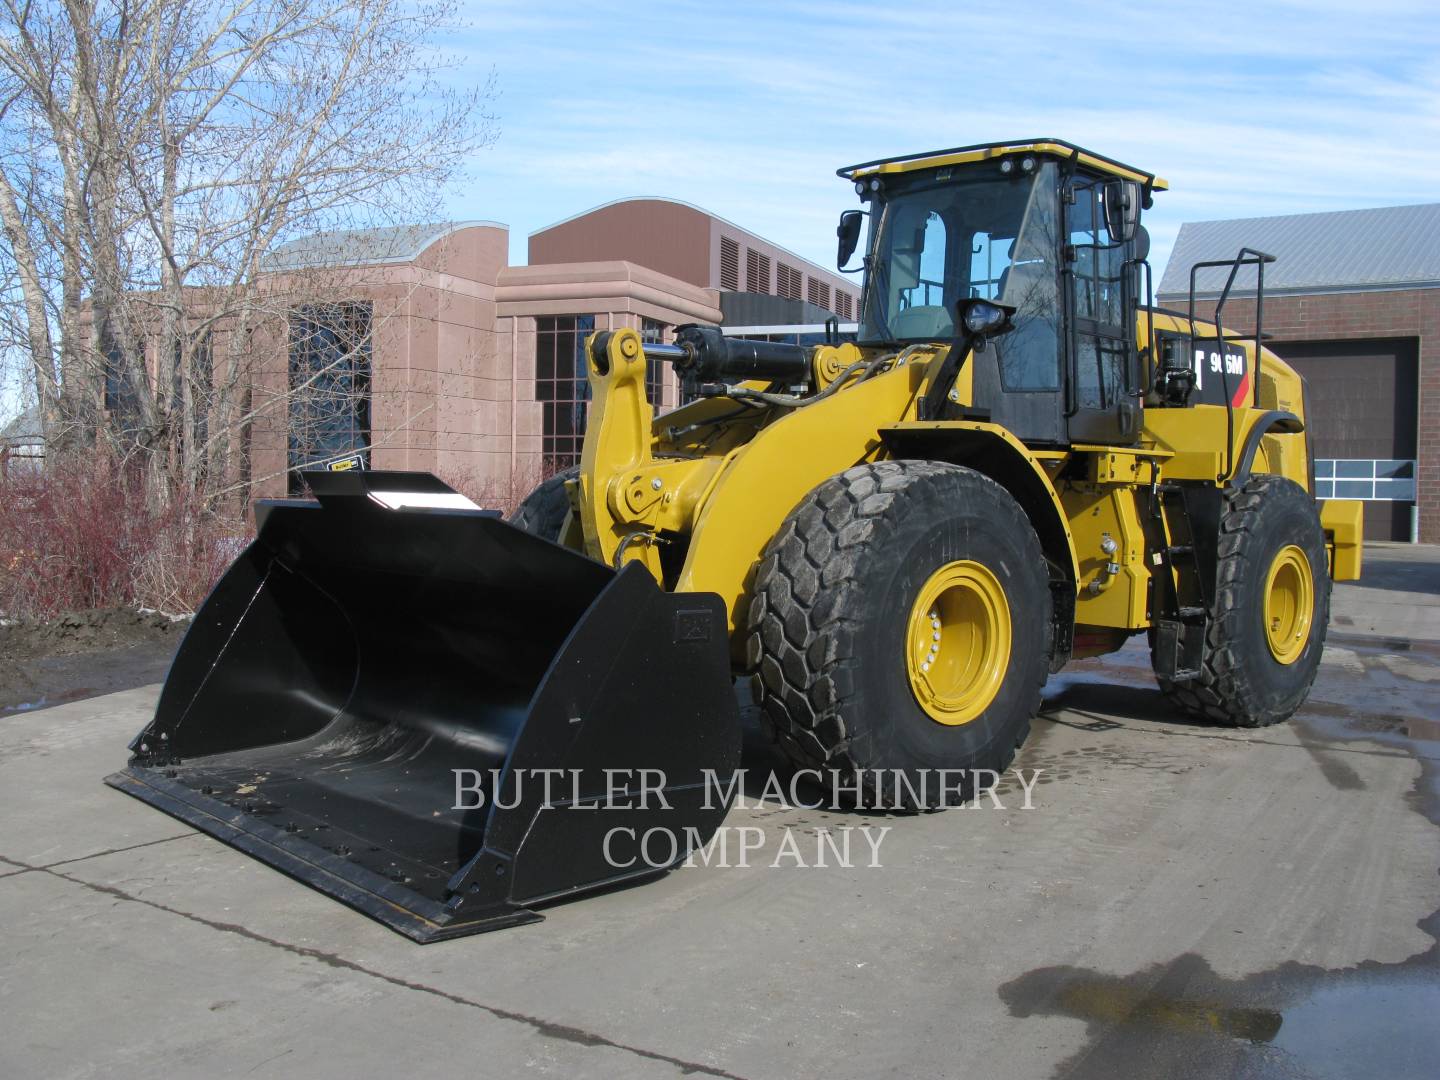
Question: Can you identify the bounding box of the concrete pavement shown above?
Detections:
[2,547,1439,1079]
[1329,543,1440,643]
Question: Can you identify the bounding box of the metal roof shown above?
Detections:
[1158,203,1440,299]
[261,220,505,272]
[0,405,42,445]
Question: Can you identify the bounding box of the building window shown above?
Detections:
[807,277,832,311]
[535,314,596,468]
[835,291,853,320]
[641,318,668,406]
[746,248,771,293]
[171,335,213,461]
[102,337,141,432]
[1314,459,1416,502]
[719,236,740,291]
[776,262,802,300]
[288,303,371,494]
[103,347,126,413]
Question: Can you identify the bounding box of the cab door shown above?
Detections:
[1063,175,1140,444]
[964,162,1066,444]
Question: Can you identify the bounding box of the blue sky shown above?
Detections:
[4,0,1438,425]
[451,0,1440,277]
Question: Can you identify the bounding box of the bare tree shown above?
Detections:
[0,0,495,503]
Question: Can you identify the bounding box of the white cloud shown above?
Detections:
[421,1,1440,279]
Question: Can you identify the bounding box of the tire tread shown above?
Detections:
[746,460,1049,807]
[1157,473,1330,728]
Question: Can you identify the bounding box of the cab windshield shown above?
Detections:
[858,162,1060,353]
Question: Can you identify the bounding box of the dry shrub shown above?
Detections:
[0,457,566,622]
[0,460,250,620]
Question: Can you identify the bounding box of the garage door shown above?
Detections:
[1272,338,1419,541]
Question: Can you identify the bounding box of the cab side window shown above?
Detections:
[1069,181,1130,410]
[969,232,1009,300]
[887,203,956,340]
[994,174,1061,391]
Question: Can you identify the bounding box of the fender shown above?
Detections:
[878,421,1080,667]
[877,421,1078,583]
[1230,409,1304,488]
[674,358,929,641]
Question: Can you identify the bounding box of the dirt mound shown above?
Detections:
[0,607,191,661]
[1,608,192,714]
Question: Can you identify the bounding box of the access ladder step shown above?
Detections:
[1152,617,1208,682]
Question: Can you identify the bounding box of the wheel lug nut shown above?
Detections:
[921,662,931,672]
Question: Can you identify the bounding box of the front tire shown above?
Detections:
[510,466,578,542]
[745,461,1051,808]
[1156,474,1330,727]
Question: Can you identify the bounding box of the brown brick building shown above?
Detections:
[1158,204,1440,542]
[248,200,857,501]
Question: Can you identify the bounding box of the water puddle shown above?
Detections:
[1000,930,1440,1079]
[2,697,49,714]
[1000,631,1440,1077]
[0,686,99,716]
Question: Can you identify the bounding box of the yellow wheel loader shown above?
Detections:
[109,138,1364,941]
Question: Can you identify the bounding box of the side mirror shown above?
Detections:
[1104,180,1141,245]
[837,210,864,270]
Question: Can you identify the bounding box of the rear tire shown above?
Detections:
[511,466,578,542]
[745,461,1051,809]
[1155,474,1329,727]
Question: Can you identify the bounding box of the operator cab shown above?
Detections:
[837,139,1166,446]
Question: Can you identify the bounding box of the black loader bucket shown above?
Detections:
[106,471,741,942]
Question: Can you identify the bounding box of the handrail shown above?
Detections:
[1187,248,1277,482]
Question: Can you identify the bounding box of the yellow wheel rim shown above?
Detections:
[1263,544,1314,665]
[906,560,1011,725]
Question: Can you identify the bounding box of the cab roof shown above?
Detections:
[838,138,1169,192]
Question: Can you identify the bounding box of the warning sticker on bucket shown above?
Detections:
[674,609,713,643]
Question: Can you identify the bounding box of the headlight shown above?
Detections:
[959,299,1011,336]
